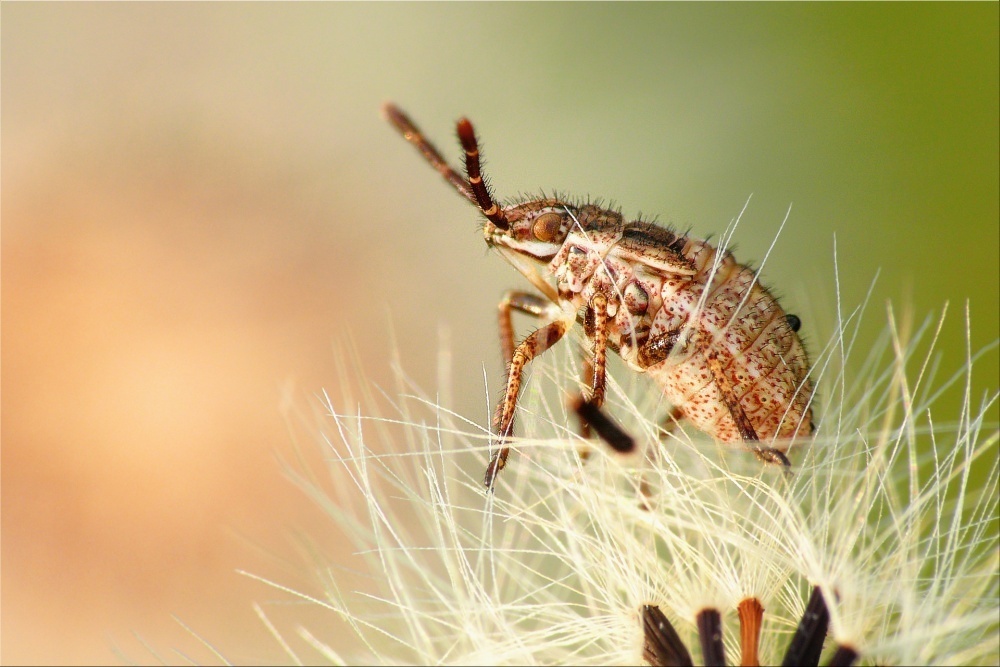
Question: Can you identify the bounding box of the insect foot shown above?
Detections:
[383,103,815,488]
[752,446,792,469]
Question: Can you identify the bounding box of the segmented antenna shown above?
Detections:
[382,102,510,230]
[381,103,476,205]
[456,118,510,229]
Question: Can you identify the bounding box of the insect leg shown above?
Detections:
[578,354,596,443]
[704,351,791,468]
[571,396,635,453]
[635,330,687,437]
[575,293,634,457]
[485,318,571,488]
[637,330,680,368]
[497,290,555,366]
[576,293,645,462]
[586,292,611,410]
[658,405,686,438]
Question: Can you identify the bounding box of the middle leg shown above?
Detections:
[572,293,638,455]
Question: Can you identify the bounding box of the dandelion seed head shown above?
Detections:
[255,303,997,666]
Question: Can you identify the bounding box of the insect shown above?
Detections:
[382,103,814,488]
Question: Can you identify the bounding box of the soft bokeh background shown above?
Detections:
[3,4,997,665]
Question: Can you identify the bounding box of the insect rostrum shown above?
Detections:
[383,103,814,488]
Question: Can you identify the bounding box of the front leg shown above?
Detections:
[485,318,571,488]
[497,290,558,365]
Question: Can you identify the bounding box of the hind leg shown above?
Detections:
[704,350,791,470]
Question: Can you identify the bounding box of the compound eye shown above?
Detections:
[532,212,563,242]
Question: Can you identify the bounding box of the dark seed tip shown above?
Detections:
[780,586,830,667]
[641,605,694,667]
[695,608,726,667]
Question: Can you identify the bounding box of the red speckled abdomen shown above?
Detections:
[618,235,814,448]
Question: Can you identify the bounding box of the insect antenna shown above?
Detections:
[456,118,510,230]
[381,103,478,206]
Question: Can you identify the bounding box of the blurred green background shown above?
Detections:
[4,4,996,665]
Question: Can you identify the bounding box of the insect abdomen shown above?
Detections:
[648,242,814,445]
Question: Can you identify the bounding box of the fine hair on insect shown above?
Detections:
[382,103,815,488]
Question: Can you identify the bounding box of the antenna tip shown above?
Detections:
[379,101,397,118]
[456,118,477,151]
[381,102,413,135]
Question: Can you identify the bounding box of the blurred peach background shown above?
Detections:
[3,4,996,665]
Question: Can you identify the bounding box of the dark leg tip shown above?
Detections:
[755,447,792,468]
[484,455,504,489]
[572,396,635,453]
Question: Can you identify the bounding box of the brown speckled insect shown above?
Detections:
[382,103,814,488]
